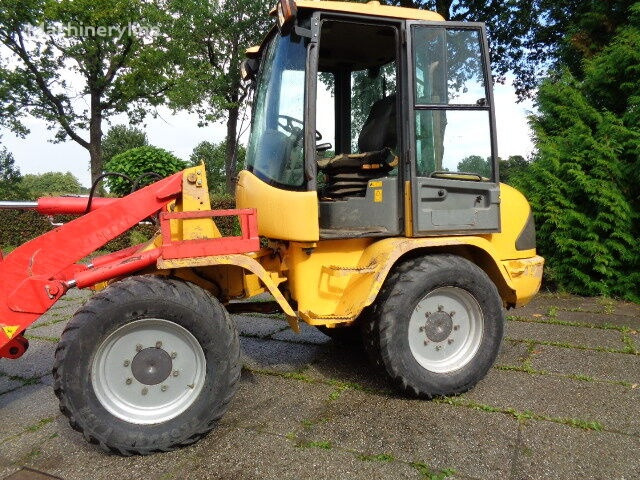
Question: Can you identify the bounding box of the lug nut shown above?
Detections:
[172,370,179,377]
[155,341,162,349]
[170,352,177,359]
[424,311,431,318]
[453,325,460,331]
[161,385,168,392]
[450,311,456,317]
[125,378,132,385]
[141,388,148,395]
[435,345,442,351]
[136,344,143,352]
[448,339,454,345]
[123,360,130,367]
[423,340,429,346]
[437,305,444,311]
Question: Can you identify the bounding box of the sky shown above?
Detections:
[1,79,534,188]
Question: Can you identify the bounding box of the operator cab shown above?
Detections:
[243,0,500,241]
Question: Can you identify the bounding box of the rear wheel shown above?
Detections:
[363,254,504,397]
[53,275,240,455]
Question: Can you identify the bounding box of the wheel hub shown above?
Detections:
[421,309,453,342]
[131,347,173,385]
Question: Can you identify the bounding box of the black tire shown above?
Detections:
[362,254,504,398]
[53,275,240,455]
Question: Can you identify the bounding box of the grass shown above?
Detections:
[507,315,631,333]
[410,462,457,480]
[357,453,395,462]
[505,337,639,356]
[25,417,55,432]
[436,396,605,431]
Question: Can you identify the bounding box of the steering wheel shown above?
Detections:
[277,115,322,141]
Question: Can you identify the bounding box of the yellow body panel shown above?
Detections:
[295,0,444,22]
[235,170,319,242]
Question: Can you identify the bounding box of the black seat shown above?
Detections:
[318,94,398,198]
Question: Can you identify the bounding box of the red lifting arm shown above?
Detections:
[0,173,183,357]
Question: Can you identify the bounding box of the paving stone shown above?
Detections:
[26,318,69,340]
[240,337,321,373]
[304,343,391,393]
[233,314,288,338]
[0,339,56,380]
[466,368,640,436]
[551,309,640,330]
[0,375,24,395]
[530,344,640,385]
[155,427,421,480]
[505,320,625,349]
[271,322,332,345]
[222,370,336,433]
[0,383,60,445]
[496,339,533,366]
[311,388,518,479]
[515,421,640,480]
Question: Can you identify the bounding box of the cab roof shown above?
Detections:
[247,0,444,57]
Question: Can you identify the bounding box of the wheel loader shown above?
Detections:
[0,0,543,455]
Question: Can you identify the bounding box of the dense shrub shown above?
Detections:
[0,196,236,255]
[105,146,187,196]
[512,74,640,301]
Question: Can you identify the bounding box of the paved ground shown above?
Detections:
[0,290,639,480]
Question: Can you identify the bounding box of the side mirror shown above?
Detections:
[240,58,260,82]
[277,0,297,35]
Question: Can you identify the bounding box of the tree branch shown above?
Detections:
[6,30,89,149]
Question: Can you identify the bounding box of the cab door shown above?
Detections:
[405,22,500,235]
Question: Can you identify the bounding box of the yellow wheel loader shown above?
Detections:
[0,0,543,454]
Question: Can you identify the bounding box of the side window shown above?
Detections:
[413,27,492,179]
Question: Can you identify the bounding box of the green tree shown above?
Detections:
[189,141,246,194]
[457,155,491,178]
[21,171,86,198]
[104,146,186,196]
[102,125,149,165]
[168,0,271,193]
[0,0,175,184]
[512,73,640,300]
[498,155,529,184]
[0,146,28,200]
[390,1,637,98]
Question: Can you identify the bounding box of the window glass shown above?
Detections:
[413,28,486,105]
[415,110,492,178]
[246,34,308,188]
[350,62,396,152]
[316,72,335,159]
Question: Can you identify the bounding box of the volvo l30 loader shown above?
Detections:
[0,0,543,454]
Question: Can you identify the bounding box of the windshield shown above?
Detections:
[246,33,308,189]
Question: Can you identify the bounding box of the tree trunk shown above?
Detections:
[224,104,239,195]
[88,91,104,192]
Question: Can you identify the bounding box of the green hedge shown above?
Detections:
[0,195,236,256]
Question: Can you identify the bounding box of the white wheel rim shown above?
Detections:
[91,319,206,424]
[408,287,484,373]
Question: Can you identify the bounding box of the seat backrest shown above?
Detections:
[357,93,397,153]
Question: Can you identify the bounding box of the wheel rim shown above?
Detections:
[408,287,484,373]
[91,318,206,424]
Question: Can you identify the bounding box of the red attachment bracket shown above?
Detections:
[160,208,259,259]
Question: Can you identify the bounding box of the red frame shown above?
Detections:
[159,208,259,259]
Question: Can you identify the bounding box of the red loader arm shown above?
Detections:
[0,173,183,358]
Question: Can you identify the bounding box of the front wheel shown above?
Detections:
[53,275,240,455]
[363,254,504,397]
